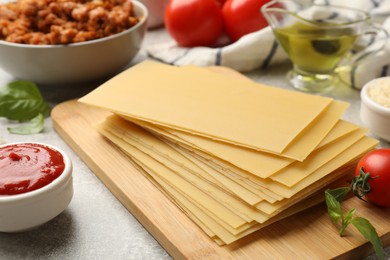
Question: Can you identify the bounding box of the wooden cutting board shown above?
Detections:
[52,68,390,259]
[52,100,390,259]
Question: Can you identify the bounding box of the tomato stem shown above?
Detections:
[351,167,372,201]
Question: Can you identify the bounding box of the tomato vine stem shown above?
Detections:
[351,167,372,201]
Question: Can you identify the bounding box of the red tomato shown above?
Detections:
[353,148,390,207]
[222,0,270,42]
[164,0,223,47]
[216,0,227,7]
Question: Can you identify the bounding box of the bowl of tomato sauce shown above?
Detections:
[0,142,73,232]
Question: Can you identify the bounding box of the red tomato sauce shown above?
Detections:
[0,143,65,195]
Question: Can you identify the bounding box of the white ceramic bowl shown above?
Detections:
[0,1,148,85]
[0,142,73,232]
[135,0,168,28]
[360,77,390,142]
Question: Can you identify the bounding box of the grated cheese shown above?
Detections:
[367,78,390,108]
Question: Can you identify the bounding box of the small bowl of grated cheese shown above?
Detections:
[361,77,390,142]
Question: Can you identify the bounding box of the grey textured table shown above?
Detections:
[0,29,388,260]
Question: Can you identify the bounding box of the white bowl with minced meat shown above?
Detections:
[0,0,147,85]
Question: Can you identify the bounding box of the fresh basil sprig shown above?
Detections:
[0,81,50,134]
[325,188,384,260]
[8,113,45,135]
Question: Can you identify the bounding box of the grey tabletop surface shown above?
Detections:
[0,29,389,260]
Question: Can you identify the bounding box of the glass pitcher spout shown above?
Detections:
[262,1,370,27]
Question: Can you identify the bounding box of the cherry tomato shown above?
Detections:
[222,0,270,42]
[216,0,227,7]
[352,148,390,207]
[164,0,223,47]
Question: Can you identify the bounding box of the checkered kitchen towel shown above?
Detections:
[147,0,390,89]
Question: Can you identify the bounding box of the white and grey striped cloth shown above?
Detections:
[147,0,390,89]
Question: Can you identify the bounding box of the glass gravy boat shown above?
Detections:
[262,0,385,93]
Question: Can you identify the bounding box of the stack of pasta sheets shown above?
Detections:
[79,60,378,245]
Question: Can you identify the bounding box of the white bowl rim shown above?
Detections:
[0,142,72,202]
[0,0,148,49]
[361,77,390,116]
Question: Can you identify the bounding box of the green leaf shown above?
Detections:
[325,189,343,224]
[344,208,356,224]
[351,217,385,260]
[327,187,351,202]
[0,81,51,121]
[340,208,356,236]
[7,113,45,135]
[326,188,384,259]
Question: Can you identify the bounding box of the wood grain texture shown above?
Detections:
[51,67,388,258]
[52,99,390,259]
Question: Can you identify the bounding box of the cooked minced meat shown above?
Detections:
[0,0,140,44]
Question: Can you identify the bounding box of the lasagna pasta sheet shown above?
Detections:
[80,60,342,160]
[78,61,378,245]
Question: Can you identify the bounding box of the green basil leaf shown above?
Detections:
[325,189,343,224]
[340,208,356,236]
[344,208,356,224]
[327,187,351,202]
[351,217,385,260]
[8,113,44,135]
[0,81,51,121]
